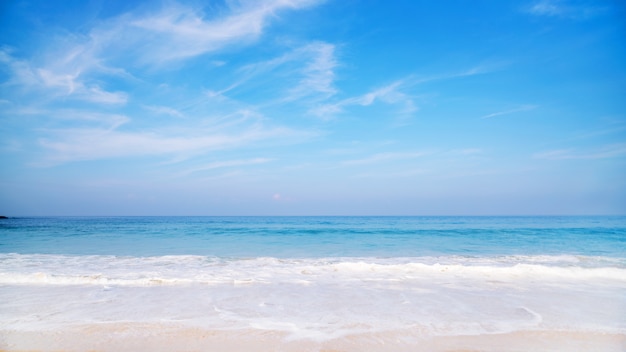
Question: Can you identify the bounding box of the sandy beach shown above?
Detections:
[2,218,625,352]
[2,324,625,352]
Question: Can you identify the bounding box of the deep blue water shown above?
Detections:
[1,216,625,258]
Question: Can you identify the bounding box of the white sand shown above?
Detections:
[2,324,625,352]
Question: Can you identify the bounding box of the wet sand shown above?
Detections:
[2,324,624,352]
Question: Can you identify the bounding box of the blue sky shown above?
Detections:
[0,0,624,215]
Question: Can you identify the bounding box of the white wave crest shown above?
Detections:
[1,253,625,287]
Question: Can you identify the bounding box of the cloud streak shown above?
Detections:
[0,50,128,105]
[180,158,273,176]
[292,42,338,99]
[310,79,416,120]
[310,66,491,120]
[481,105,537,119]
[144,105,184,118]
[343,151,429,166]
[30,108,313,166]
[127,1,322,64]
[526,0,606,19]
[228,41,339,104]
[533,143,626,160]
[0,1,324,108]
[36,124,305,166]
[0,1,330,169]
[528,0,564,16]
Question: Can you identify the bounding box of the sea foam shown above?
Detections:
[1,253,625,287]
[2,216,625,350]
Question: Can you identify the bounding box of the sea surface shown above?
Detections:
[1,216,625,349]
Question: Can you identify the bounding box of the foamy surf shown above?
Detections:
[1,254,625,346]
[1,254,625,286]
[2,216,625,351]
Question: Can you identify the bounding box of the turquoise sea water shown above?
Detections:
[2,216,625,258]
[1,216,625,347]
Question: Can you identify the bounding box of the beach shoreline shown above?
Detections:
[2,217,625,352]
[2,325,625,352]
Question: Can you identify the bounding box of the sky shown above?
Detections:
[0,0,625,216]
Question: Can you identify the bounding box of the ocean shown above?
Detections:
[1,216,625,351]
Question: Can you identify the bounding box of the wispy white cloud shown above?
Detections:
[0,49,127,105]
[0,1,330,168]
[292,42,338,98]
[53,111,130,129]
[125,0,324,65]
[310,66,492,120]
[36,124,306,166]
[180,158,273,176]
[144,105,184,118]
[343,151,429,166]
[533,143,626,160]
[481,105,537,119]
[0,105,130,129]
[310,79,416,120]
[353,168,428,179]
[30,107,312,166]
[568,123,626,141]
[1,0,324,108]
[229,41,338,103]
[36,68,80,94]
[347,81,405,106]
[412,65,496,83]
[0,48,42,88]
[528,0,564,16]
[526,0,606,19]
[82,86,128,104]
[452,148,484,155]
